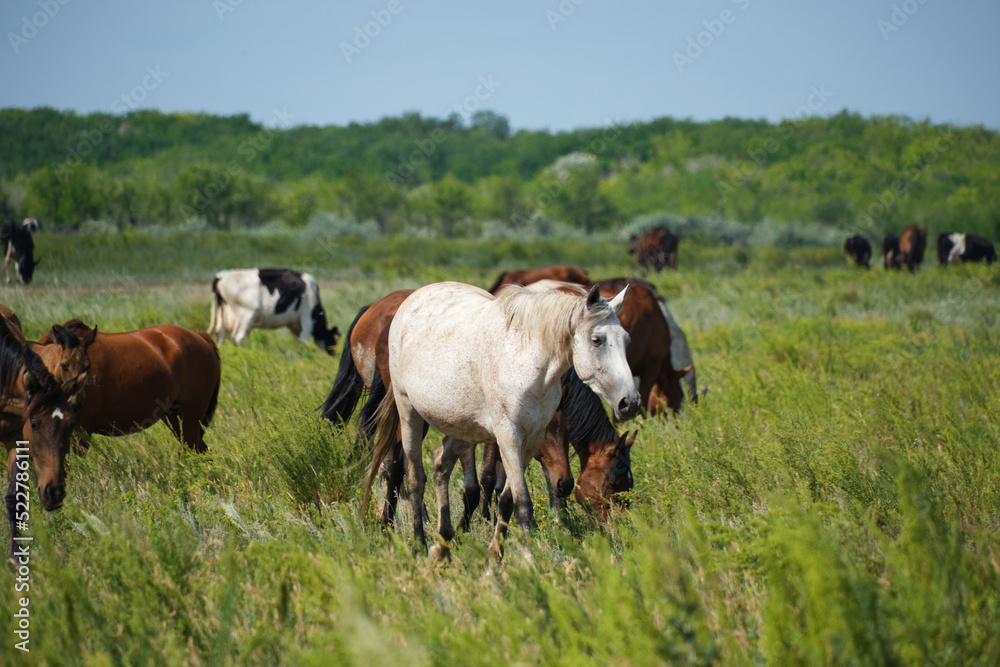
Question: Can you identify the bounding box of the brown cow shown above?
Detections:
[628,225,678,272]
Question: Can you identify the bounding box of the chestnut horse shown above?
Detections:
[898,224,927,273]
[320,289,575,528]
[39,320,221,452]
[477,367,637,522]
[1,307,78,562]
[487,265,590,295]
[593,278,696,414]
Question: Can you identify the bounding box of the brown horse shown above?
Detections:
[595,278,696,414]
[898,224,927,273]
[628,226,679,272]
[478,367,638,521]
[39,320,221,452]
[320,290,575,528]
[1,307,78,562]
[487,265,590,294]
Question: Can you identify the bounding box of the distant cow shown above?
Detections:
[844,235,872,269]
[882,234,901,270]
[898,225,927,273]
[628,225,679,272]
[937,232,996,266]
[1,220,40,284]
[209,268,340,353]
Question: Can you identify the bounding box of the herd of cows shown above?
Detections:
[1,219,995,562]
[844,224,997,271]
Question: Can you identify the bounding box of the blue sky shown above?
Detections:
[1,0,998,131]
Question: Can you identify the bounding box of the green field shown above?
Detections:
[2,233,999,665]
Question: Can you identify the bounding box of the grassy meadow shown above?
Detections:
[1,232,999,665]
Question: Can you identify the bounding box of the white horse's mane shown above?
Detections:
[493,283,612,363]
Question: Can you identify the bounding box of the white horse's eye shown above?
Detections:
[591,335,605,347]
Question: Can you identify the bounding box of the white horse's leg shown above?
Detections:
[431,436,471,561]
[488,427,533,562]
[457,444,480,531]
[398,399,428,553]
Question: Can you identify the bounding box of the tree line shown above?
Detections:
[0,107,997,240]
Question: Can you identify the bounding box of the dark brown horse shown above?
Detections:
[39,320,221,452]
[898,224,927,273]
[628,226,679,272]
[1,307,78,562]
[320,290,575,528]
[487,265,590,295]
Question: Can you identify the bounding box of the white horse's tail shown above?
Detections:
[362,379,400,512]
[655,296,698,404]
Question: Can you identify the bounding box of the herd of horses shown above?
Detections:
[844,224,997,271]
[1,259,696,563]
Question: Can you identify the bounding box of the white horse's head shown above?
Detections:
[573,285,641,422]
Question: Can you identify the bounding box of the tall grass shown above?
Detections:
[1,234,998,665]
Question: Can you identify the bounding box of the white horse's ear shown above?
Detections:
[608,286,629,315]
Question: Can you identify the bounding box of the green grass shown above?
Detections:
[2,233,998,665]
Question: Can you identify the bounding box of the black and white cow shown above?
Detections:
[1,220,40,284]
[937,232,996,266]
[209,268,340,354]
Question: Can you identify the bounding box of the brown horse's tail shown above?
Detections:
[199,332,222,427]
[361,378,400,512]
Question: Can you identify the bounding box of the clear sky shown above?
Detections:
[1,0,998,131]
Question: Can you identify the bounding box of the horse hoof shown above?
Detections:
[487,541,504,564]
[429,544,451,563]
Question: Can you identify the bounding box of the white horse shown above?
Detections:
[365,281,640,561]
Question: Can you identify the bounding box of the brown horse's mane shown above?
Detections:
[0,315,31,398]
[37,319,95,346]
[559,368,619,454]
[0,315,61,416]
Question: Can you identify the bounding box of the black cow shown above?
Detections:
[937,232,996,266]
[1,221,39,284]
[881,234,901,270]
[844,235,872,269]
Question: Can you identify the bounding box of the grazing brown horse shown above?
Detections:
[39,320,221,452]
[1,307,77,562]
[629,225,679,272]
[477,368,637,522]
[898,224,927,273]
[320,290,575,528]
[487,265,590,294]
